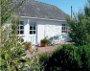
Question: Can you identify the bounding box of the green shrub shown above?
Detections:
[40,44,90,71]
[0,38,31,71]
[39,53,50,64]
[24,42,32,51]
[0,37,41,71]
[27,55,43,71]
[41,37,50,47]
[78,44,90,69]
[43,45,80,71]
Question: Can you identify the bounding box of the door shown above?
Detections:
[28,22,37,45]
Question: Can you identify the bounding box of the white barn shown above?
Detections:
[16,0,69,45]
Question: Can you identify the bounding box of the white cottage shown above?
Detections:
[16,0,69,45]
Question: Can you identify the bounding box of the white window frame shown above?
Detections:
[62,24,67,33]
[29,22,36,34]
[17,21,24,34]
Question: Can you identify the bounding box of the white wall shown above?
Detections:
[37,19,67,44]
[20,18,37,44]
[19,17,68,45]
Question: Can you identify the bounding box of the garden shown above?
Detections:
[0,0,90,71]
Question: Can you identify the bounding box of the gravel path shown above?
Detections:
[26,45,57,58]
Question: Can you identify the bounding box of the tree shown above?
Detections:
[0,0,32,71]
[1,0,25,25]
[0,0,26,44]
[84,0,90,43]
[68,0,90,46]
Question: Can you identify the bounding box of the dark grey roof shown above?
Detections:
[16,0,68,20]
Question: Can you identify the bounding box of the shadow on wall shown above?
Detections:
[49,34,70,44]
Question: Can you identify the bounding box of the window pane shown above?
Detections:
[30,26,36,30]
[30,31,32,34]
[62,23,68,33]
[20,30,24,34]
[20,26,24,29]
[33,26,35,30]
[17,21,24,34]
[62,27,66,30]
[33,31,36,34]
[30,31,36,34]
[29,22,36,34]
[62,24,65,26]
[30,26,33,30]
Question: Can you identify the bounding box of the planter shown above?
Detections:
[41,42,48,47]
[40,38,49,47]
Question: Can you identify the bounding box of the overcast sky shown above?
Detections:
[36,0,87,15]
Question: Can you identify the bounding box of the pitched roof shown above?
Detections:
[16,0,68,20]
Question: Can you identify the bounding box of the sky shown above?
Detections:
[36,0,87,15]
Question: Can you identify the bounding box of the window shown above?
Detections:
[62,24,67,33]
[29,22,36,34]
[17,21,24,34]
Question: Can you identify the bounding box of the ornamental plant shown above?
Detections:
[41,37,50,47]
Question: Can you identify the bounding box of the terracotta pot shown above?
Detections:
[41,43,47,47]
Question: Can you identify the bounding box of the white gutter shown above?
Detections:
[20,16,66,22]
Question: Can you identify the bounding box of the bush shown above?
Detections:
[39,53,50,64]
[24,42,32,52]
[78,44,90,69]
[43,45,80,71]
[68,1,90,46]
[0,37,43,71]
[0,38,31,71]
[39,44,90,71]
[41,38,50,47]
[27,55,43,71]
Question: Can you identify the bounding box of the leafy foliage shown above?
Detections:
[41,37,51,47]
[0,1,43,71]
[79,44,90,69]
[1,0,25,25]
[43,45,79,71]
[68,1,90,46]
[68,16,88,45]
[0,37,31,71]
[40,44,90,71]
[0,32,43,71]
